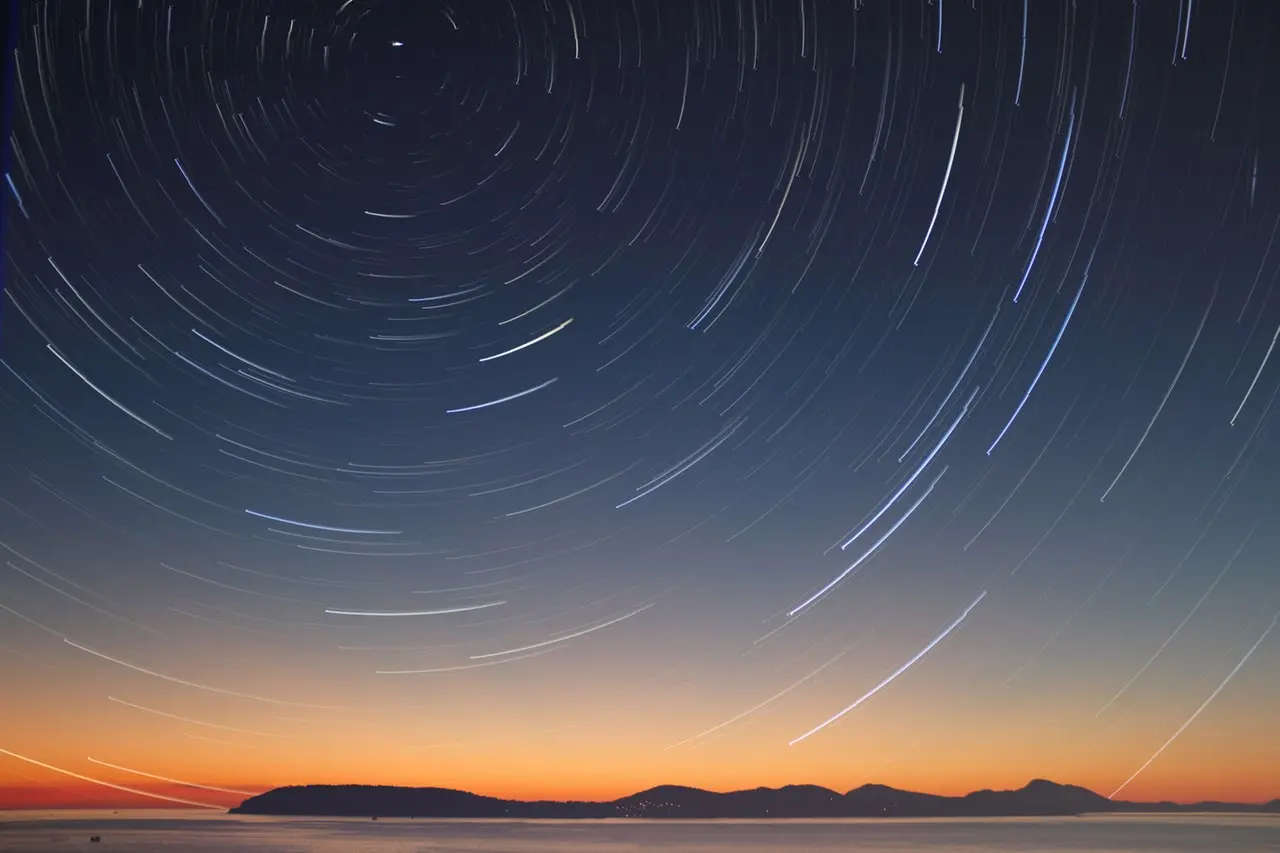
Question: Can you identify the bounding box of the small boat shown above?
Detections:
[89,836,101,843]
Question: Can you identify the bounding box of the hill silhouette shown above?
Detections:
[230,778,1277,818]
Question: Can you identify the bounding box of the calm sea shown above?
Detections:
[0,811,1277,852]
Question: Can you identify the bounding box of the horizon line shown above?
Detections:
[3,776,1276,812]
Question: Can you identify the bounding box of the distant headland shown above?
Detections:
[230,779,1280,819]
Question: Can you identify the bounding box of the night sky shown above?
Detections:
[2,0,1279,811]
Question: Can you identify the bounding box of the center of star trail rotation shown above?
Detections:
[1,0,1278,810]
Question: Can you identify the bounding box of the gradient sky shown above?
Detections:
[2,0,1279,812]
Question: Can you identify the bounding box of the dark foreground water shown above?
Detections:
[1,811,1277,852]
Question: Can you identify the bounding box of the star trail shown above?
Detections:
[1,0,1278,809]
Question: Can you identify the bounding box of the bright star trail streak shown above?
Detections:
[1107,614,1279,800]
[1099,288,1216,502]
[1229,322,1279,426]
[85,758,260,797]
[105,697,291,739]
[987,275,1087,455]
[468,604,655,660]
[897,309,999,463]
[3,0,1279,811]
[323,601,506,617]
[0,748,223,810]
[789,592,988,746]
[375,647,563,676]
[1015,0,1029,106]
[44,345,174,440]
[837,389,977,551]
[665,648,850,750]
[913,84,965,267]
[792,468,949,617]
[1095,529,1253,717]
[445,377,560,413]
[62,639,346,710]
[1012,97,1077,304]
[243,510,402,536]
[478,318,574,362]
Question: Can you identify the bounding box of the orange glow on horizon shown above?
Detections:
[4,652,1278,811]
[3,759,1276,811]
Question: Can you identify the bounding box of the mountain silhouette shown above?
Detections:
[230,779,1277,818]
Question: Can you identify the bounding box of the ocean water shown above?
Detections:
[0,811,1277,852]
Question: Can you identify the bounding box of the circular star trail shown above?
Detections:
[1,0,1278,806]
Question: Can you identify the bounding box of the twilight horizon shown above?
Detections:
[2,0,1278,814]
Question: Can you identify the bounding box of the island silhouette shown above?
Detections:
[231,779,1280,819]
